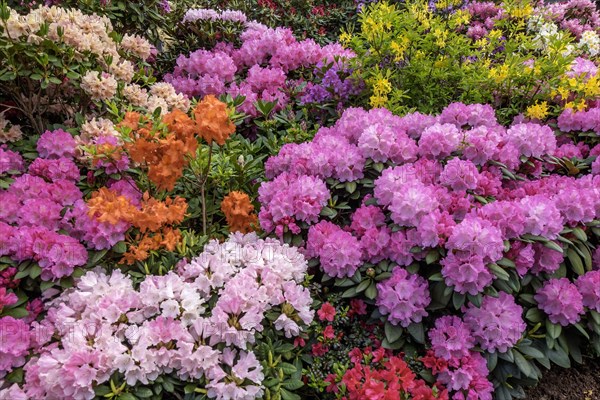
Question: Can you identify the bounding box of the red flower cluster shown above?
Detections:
[333,348,448,400]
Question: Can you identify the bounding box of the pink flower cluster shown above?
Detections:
[7,234,312,400]
[557,107,600,134]
[258,172,330,236]
[164,21,353,116]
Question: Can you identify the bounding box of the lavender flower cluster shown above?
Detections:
[164,21,355,116]
[0,234,313,400]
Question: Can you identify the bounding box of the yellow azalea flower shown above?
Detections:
[557,86,570,100]
[339,32,352,44]
[488,29,502,41]
[576,100,587,112]
[370,95,388,108]
[525,101,549,120]
[564,101,574,110]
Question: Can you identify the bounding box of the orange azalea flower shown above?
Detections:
[221,191,258,233]
[118,111,142,131]
[87,187,136,225]
[193,95,236,145]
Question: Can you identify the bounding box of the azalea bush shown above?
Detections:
[344,0,600,122]
[259,101,600,399]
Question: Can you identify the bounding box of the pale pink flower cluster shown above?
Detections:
[81,71,118,101]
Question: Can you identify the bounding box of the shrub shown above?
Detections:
[344,0,600,123]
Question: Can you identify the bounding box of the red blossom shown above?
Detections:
[317,302,336,322]
[312,342,329,356]
[323,325,336,340]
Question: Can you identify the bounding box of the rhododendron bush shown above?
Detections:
[0,234,313,400]
[259,102,600,399]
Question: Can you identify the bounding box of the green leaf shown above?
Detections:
[113,241,127,254]
[488,263,510,281]
[497,257,516,268]
[341,286,357,298]
[567,248,585,275]
[572,228,587,242]
[518,345,545,359]
[425,250,439,264]
[162,379,174,392]
[319,207,337,219]
[514,350,533,378]
[183,384,196,394]
[548,346,570,368]
[543,241,563,254]
[452,292,465,310]
[6,367,23,383]
[385,321,403,344]
[93,385,112,396]
[364,283,378,299]
[525,308,544,324]
[3,307,28,318]
[282,379,304,391]
[546,320,562,339]
[40,280,54,292]
[345,181,357,194]
[280,388,301,400]
[86,249,108,267]
[355,279,371,293]
[486,351,498,371]
[118,394,137,400]
[406,322,425,344]
[29,265,42,279]
[280,362,297,375]
[134,387,153,398]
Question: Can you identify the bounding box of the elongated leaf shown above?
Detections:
[385,321,403,344]
[567,248,584,275]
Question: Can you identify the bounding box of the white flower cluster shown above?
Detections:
[579,30,600,57]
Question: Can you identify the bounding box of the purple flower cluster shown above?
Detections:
[0,316,30,375]
[36,129,78,159]
[8,234,311,400]
[464,293,526,353]
[300,60,364,107]
[375,268,430,327]
[183,8,248,23]
[0,145,24,175]
[164,22,354,116]
[543,0,600,38]
[425,315,494,399]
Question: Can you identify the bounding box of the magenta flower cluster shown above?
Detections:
[3,234,312,400]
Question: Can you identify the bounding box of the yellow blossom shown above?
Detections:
[525,101,549,120]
